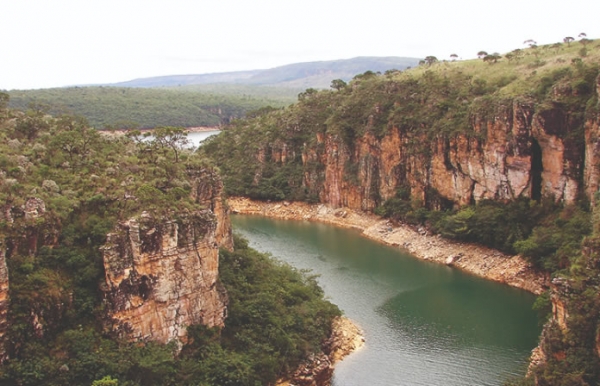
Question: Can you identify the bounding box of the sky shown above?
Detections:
[1,0,599,90]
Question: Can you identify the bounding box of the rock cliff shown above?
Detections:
[275,93,594,210]
[102,169,233,345]
[206,72,599,213]
[529,230,600,383]
[0,167,233,358]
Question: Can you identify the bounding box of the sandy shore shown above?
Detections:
[228,197,548,295]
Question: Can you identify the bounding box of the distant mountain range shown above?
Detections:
[110,56,421,89]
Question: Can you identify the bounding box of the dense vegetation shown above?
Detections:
[7,87,290,130]
[0,234,339,386]
[199,38,600,384]
[0,94,340,385]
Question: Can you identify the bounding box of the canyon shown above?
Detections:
[203,63,600,383]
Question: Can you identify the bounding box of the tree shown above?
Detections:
[0,92,9,110]
[564,36,575,46]
[483,53,501,64]
[152,126,189,163]
[580,37,591,47]
[92,376,119,386]
[477,51,488,59]
[551,42,562,53]
[424,56,438,66]
[49,115,101,169]
[450,53,458,61]
[330,79,347,91]
[523,39,537,48]
[297,88,318,101]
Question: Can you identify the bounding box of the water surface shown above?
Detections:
[231,215,541,386]
[187,130,220,148]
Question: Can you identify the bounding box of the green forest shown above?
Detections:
[7,86,292,130]
[0,95,339,385]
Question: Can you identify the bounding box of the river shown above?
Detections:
[231,215,541,386]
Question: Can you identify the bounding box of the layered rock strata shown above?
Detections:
[101,211,228,344]
[102,169,233,345]
[250,76,600,212]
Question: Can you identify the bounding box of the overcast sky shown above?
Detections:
[1,0,598,90]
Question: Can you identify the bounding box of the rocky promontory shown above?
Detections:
[277,316,365,386]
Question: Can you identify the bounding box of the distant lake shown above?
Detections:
[123,129,220,149]
[187,130,220,148]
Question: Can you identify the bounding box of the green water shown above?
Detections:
[231,215,542,386]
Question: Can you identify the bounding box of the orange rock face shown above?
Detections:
[102,211,228,345]
[287,93,598,210]
[102,169,233,346]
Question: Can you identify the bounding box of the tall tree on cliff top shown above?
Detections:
[564,36,575,46]
[424,56,438,66]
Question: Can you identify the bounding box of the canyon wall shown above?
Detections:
[253,76,599,212]
[102,169,233,345]
[0,167,233,359]
[302,101,586,210]
[530,236,600,384]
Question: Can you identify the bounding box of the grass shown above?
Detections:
[396,39,600,98]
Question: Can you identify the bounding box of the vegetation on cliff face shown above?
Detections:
[517,202,600,386]
[199,38,600,384]
[0,95,340,385]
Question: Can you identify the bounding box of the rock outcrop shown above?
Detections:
[102,169,233,346]
[278,316,364,386]
[528,235,600,383]
[304,98,586,210]
[0,196,53,361]
[239,75,599,212]
[102,211,228,344]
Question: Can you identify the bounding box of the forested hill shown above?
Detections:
[7,57,420,130]
[110,56,421,89]
[200,38,600,384]
[7,86,289,130]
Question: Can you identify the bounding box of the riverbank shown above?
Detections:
[277,316,365,386]
[227,197,548,295]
